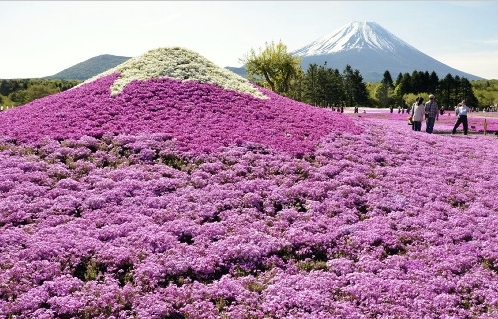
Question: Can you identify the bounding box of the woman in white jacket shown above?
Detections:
[411,97,425,131]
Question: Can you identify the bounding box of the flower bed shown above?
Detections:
[1,48,498,318]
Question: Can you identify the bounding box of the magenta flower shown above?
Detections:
[1,47,498,318]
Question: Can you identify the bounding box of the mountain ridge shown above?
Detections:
[43,54,131,81]
[293,21,416,55]
[42,21,483,83]
[291,21,482,82]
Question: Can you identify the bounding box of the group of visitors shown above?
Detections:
[409,94,470,135]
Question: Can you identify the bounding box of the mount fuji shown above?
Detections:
[228,21,482,83]
[292,21,482,82]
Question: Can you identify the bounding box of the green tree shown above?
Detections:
[376,71,395,107]
[395,72,403,87]
[0,80,10,96]
[428,71,439,95]
[411,71,424,94]
[286,67,305,102]
[315,63,329,106]
[471,79,498,107]
[396,72,412,96]
[9,90,29,105]
[374,82,391,107]
[301,63,345,107]
[381,70,394,89]
[1,79,80,106]
[27,84,59,102]
[457,77,478,109]
[242,40,302,95]
[436,75,477,109]
[438,74,456,108]
[324,67,345,107]
[342,65,369,108]
[303,63,320,106]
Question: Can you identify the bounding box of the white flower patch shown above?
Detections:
[79,47,267,99]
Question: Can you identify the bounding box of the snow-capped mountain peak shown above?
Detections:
[293,21,415,56]
[227,21,482,82]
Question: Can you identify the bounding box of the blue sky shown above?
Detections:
[1,1,497,80]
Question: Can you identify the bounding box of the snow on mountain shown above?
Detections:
[291,21,482,82]
[293,21,415,56]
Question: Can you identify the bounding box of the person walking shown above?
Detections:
[412,97,425,131]
[409,97,419,130]
[452,100,470,135]
[424,94,439,133]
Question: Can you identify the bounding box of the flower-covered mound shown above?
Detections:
[0,47,361,156]
[79,47,268,99]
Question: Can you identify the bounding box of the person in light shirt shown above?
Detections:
[411,97,425,131]
[452,100,471,135]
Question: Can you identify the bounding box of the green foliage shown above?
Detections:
[471,79,498,108]
[300,62,345,107]
[434,74,475,108]
[374,82,392,107]
[380,70,394,88]
[297,260,328,272]
[8,90,29,105]
[376,71,395,107]
[9,84,59,105]
[72,257,107,282]
[2,52,497,111]
[342,65,371,108]
[285,67,306,102]
[242,40,302,95]
[0,79,81,107]
[292,62,372,108]
[364,71,486,109]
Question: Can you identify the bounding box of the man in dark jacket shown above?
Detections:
[424,94,439,134]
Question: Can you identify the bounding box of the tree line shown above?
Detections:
[0,79,81,107]
[1,41,496,110]
[243,42,371,108]
[242,40,488,110]
[375,70,479,110]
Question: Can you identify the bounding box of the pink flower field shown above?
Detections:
[1,47,498,319]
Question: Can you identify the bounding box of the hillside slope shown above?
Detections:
[0,47,360,156]
[43,54,131,81]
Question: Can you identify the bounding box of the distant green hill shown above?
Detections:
[43,54,131,81]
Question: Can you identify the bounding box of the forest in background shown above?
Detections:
[0,79,80,109]
[2,41,497,110]
[241,41,497,111]
[0,75,497,111]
